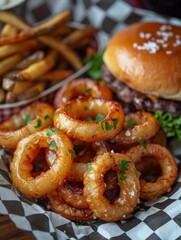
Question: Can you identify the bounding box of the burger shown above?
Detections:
[102,21,181,140]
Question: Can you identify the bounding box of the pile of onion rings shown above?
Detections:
[0,78,178,222]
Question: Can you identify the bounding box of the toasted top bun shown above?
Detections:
[103,22,181,101]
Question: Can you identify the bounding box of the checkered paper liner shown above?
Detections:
[0,0,181,239]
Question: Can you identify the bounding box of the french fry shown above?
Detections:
[5,91,17,103]
[11,50,58,81]
[0,54,24,76]
[12,81,34,95]
[38,69,73,81]
[0,10,71,45]
[1,23,19,37]
[52,24,73,37]
[17,82,46,100]
[64,26,97,48]
[0,10,82,70]
[0,39,42,59]
[15,50,45,70]
[40,36,83,70]
[0,88,6,103]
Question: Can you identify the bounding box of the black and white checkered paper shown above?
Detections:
[0,1,181,239]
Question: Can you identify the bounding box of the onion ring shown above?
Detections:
[54,78,113,108]
[83,152,140,222]
[54,97,124,142]
[0,102,54,149]
[125,143,178,200]
[113,111,160,146]
[58,181,89,209]
[47,188,94,222]
[10,128,74,198]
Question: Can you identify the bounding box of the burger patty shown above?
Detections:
[102,64,181,117]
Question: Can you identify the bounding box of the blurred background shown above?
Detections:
[127,0,181,19]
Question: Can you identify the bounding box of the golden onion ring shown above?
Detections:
[10,128,74,198]
[126,143,178,200]
[83,152,140,222]
[54,78,113,108]
[113,111,160,146]
[0,102,54,149]
[54,97,124,142]
[47,188,94,222]
[58,181,89,209]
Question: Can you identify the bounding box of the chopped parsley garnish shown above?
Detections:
[44,115,50,120]
[119,159,130,171]
[68,105,73,112]
[24,115,32,125]
[99,122,104,130]
[120,172,127,180]
[113,118,118,129]
[46,128,58,137]
[83,88,91,94]
[105,121,112,131]
[84,106,90,111]
[119,159,130,180]
[95,113,105,122]
[34,118,42,128]
[68,149,76,158]
[126,117,136,127]
[139,138,147,149]
[55,110,60,115]
[134,168,138,177]
[48,140,57,150]
[86,164,92,172]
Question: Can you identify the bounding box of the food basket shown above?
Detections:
[0,0,181,240]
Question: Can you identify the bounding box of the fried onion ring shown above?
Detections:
[83,152,140,222]
[54,78,113,108]
[126,143,178,200]
[58,181,89,209]
[0,102,54,149]
[10,128,74,198]
[113,111,160,146]
[47,188,94,222]
[54,97,124,142]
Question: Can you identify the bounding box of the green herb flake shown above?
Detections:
[113,118,118,129]
[34,118,42,128]
[48,140,57,150]
[120,172,127,180]
[134,168,138,177]
[139,138,147,149]
[68,149,76,158]
[94,113,105,122]
[105,121,112,131]
[68,105,73,112]
[86,164,92,172]
[84,106,90,111]
[127,117,136,127]
[46,128,58,137]
[99,122,104,130]
[44,115,50,120]
[119,159,130,171]
[83,88,91,94]
[24,115,32,125]
[55,110,60,115]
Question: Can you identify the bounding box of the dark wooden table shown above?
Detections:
[0,215,32,240]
